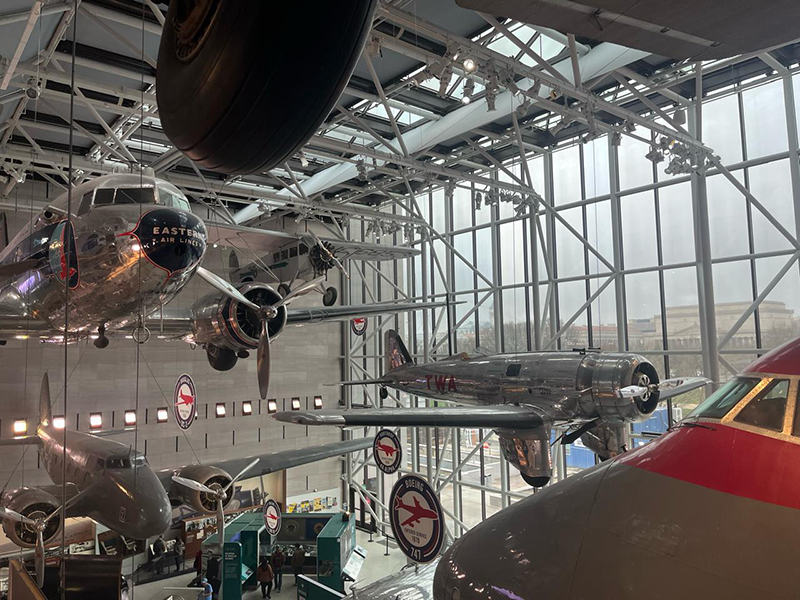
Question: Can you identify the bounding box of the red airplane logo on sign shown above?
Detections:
[265,512,278,523]
[376,442,398,457]
[396,495,439,528]
[59,250,76,282]
[175,391,194,406]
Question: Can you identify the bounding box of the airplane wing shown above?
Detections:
[656,377,712,402]
[273,406,545,429]
[154,437,371,488]
[203,220,300,254]
[315,236,420,262]
[286,300,448,324]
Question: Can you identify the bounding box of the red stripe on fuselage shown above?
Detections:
[618,423,800,511]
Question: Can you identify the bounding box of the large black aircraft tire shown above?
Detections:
[156,0,378,175]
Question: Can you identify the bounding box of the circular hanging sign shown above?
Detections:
[351,317,368,336]
[389,475,444,563]
[173,373,197,430]
[263,499,282,536]
[373,429,402,475]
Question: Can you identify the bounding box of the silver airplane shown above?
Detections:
[0,373,371,587]
[0,173,432,398]
[275,329,708,486]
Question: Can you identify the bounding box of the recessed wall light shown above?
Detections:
[157,408,169,423]
[291,398,301,411]
[242,401,253,415]
[267,400,278,414]
[53,416,66,430]
[216,403,226,418]
[89,413,103,430]
[13,420,27,435]
[313,396,323,410]
[124,410,137,426]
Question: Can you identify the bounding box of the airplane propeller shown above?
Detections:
[307,231,350,280]
[616,377,699,400]
[171,458,260,553]
[198,266,325,398]
[0,486,92,588]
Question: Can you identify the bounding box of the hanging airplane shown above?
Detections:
[0,373,372,587]
[433,335,800,599]
[0,173,432,398]
[274,329,709,486]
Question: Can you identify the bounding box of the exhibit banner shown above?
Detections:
[173,373,197,430]
[389,475,444,563]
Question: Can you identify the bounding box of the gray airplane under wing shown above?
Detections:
[278,406,545,429]
[154,437,371,488]
[348,561,437,599]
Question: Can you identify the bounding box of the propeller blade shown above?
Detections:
[40,373,50,424]
[0,506,35,525]
[0,258,37,278]
[36,530,45,588]
[225,458,260,492]
[216,500,226,555]
[196,266,260,312]
[616,385,650,399]
[257,320,271,400]
[171,475,217,496]
[273,275,326,309]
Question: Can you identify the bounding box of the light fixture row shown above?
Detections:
[11,397,324,434]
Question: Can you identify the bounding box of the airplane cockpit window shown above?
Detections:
[77,192,93,216]
[95,458,105,471]
[115,188,156,204]
[158,187,191,211]
[688,377,760,419]
[92,188,156,207]
[735,379,789,432]
[506,364,522,377]
[106,457,132,469]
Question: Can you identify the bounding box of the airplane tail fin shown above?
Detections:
[385,329,414,373]
[39,372,52,426]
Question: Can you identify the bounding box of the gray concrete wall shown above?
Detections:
[0,179,344,499]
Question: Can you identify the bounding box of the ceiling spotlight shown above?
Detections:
[462,57,477,73]
[462,78,475,105]
[673,108,687,125]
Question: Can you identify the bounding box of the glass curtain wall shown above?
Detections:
[344,67,800,536]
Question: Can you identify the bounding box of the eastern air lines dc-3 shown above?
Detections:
[0,373,372,587]
[0,173,436,398]
[276,330,709,486]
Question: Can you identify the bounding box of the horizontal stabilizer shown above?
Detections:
[0,436,41,447]
[273,406,544,430]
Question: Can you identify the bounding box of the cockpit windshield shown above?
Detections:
[687,377,760,420]
[106,453,147,469]
[158,187,191,211]
[93,187,156,207]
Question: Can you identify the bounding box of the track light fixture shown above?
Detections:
[462,57,477,73]
[462,78,475,105]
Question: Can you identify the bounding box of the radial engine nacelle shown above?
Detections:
[0,488,62,548]
[168,465,235,514]
[191,282,287,371]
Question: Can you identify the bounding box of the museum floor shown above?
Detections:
[134,530,408,599]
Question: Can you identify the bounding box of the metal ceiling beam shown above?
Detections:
[1,1,43,90]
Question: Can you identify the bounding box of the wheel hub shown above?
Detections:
[172,0,221,61]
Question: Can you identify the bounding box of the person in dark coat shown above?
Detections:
[257,558,274,598]
[271,547,285,592]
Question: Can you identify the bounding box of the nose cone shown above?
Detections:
[433,464,611,600]
[105,468,172,539]
[131,208,207,275]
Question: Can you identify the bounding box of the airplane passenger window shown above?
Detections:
[506,364,522,377]
[115,188,155,204]
[93,188,115,205]
[688,377,760,419]
[735,379,789,432]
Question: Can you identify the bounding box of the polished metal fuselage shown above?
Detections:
[387,351,656,424]
[36,425,172,540]
[0,179,206,338]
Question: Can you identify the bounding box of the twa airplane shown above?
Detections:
[276,330,708,486]
[0,173,432,398]
[433,336,800,599]
[396,496,439,529]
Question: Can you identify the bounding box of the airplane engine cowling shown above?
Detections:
[191,282,287,355]
[0,488,62,548]
[168,465,234,514]
[578,354,661,422]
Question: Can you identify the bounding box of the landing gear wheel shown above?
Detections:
[237,350,250,359]
[156,0,378,174]
[521,474,551,488]
[206,345,238,371]
[277,283,291,298]
[379,386,389,400]
[323,286,338,306]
